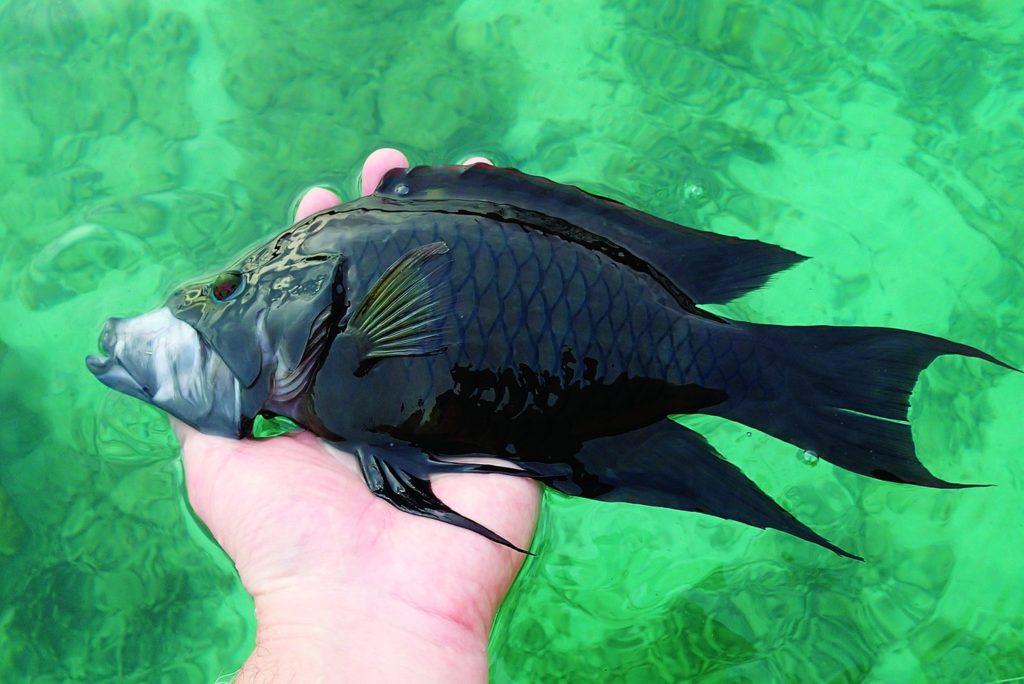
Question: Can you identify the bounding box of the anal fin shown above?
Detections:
[549,420,861,560]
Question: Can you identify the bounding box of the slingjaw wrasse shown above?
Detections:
[86,164,1016,559]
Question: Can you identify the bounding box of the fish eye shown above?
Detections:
[210,271,245,303]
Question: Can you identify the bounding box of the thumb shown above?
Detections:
[172,418,239,530]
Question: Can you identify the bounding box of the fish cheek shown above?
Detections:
[194,307,265,388]
[263,257,344,373]
[167,290,265,388]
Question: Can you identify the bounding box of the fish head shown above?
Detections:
[87,219,345,437]
[86,307,242,437]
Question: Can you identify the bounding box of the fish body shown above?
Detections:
[87,164,1014,557]
[303,207,727,456]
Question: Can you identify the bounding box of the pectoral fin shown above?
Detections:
[346,441,532,554]
[346,241,453,361]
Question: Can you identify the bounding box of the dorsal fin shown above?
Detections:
[372,165,807,305]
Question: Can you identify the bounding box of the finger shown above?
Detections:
[172,417,232,524]
[294,187,342,222]
[461,156,493,166]
[361,148,409,197]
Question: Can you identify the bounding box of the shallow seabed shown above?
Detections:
[1,1,1022,682]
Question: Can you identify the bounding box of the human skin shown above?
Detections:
[176,149,540,684]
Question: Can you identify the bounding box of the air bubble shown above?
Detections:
[684,183,706,201]
[394,184,410,196]
[800,449,819,466]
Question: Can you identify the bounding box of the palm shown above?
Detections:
[179,426,539,635]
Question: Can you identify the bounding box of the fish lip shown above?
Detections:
[85,353,112,374]
[88,325,118,378]
[86,320,155,399]
[85,331,114,373]
[86,351,152,400]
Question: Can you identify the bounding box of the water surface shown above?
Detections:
[1,1,1022,681]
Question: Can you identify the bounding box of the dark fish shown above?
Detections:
[86,164,1015,558]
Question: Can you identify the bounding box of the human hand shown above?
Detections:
[177,149,540,684]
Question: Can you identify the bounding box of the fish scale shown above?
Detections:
[321,211,699,417]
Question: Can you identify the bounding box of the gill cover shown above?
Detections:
[167,216,344,390]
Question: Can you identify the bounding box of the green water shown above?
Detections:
[1,0,1022,681]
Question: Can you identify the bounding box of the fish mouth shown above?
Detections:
[85,307,242,438]
[87,323,153,400]
[87,351,152,400]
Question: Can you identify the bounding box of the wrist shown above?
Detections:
[237,583,491,684]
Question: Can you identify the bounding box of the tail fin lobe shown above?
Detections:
[712,324,1013,487]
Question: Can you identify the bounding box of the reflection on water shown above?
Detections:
[24,224,147,310]
[0,0,1022,682]
[0,484,28,557]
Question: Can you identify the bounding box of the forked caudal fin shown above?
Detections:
[710,323,1017,488]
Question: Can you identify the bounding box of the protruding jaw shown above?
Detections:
[86,307,242,438]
